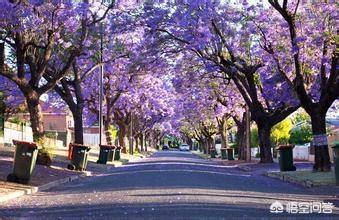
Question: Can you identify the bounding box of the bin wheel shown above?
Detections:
[292,165,296,171]
[67,164,75,170]
[18,178,29,184]
[7,173,18,182]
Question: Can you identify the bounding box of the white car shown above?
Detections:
[179,144,190,151]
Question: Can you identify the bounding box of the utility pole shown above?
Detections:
[99,23,104,146]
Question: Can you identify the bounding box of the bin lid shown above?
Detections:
[12,140,38,149]
[331,141,339,149]
[277,144,295,150]
[70,143,90,149]
[99,144,115,149]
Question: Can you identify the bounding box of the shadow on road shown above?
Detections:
[1,201,332,219]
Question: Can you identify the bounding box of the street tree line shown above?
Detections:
[0,1,174,155]
[144,0,338,171]
[0,1,337,172]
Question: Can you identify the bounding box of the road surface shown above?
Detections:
[0,150,338,219]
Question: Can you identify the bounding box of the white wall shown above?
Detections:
[215,143,221,154]
[253,145,311,161]
[2,121,63,148]
[293,145,310,161]
[83,133,100,146]
[251,148,259,157]
[3,122,33,144]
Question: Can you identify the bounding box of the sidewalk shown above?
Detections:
[266,169,336,188]
[52,146,155,168]
[0,154,88,203]
[192,150,314,172]
[192,150,338,188]
[192,150,263,169]
[0,145,156,203]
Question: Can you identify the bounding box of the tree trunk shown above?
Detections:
[104,101,113,145]
[217,116,228,149]
[220,126,228,149]
[26,97,44,142]
[140,134,144,151]
[104,114,113,146]
[198,141,202,152]
[257,123,273,163]
[204,139,209,154]
[53,72,85,145]
[117,123,127,153]
[135,136,139,153]
[310,112,331,171]
[235,114,246,160]
[128,120,133,155]
[105,130,113,145]
[209,137,214,150]
[237,132,246,160]
[72,107,84,144]
[186,137,193,150]
[144,132,149,152]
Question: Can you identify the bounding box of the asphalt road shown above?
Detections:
[0,150,338,219]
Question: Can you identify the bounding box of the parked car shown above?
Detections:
[179,144,190,151]
[162,145,169,150]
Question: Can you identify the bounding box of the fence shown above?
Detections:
[3,121,33,144]
[328,128,339,162]
[83,133,100,146]
[1,121,63,148]
[293,145,310,161]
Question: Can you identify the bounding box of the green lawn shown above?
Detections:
[192,151,210,159]
[268,170,336,187]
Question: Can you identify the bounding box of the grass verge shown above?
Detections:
[192,151,210,159]
[266,170,336,187]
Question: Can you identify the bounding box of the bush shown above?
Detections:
[36,139,54,166]
[289,123,312,145]
[8,117,24,125]
[271,118,293,146]
[37,150,53,167]
[45,131,57,139]
[251,127,259,147]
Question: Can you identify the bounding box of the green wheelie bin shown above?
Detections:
[7,140,39,184]
[277,145,296,171]
[220,148,227,160]
[332,142,339,186]
[210,148,216,158]
[227,148,234,160]
[114,146,121,161]
[68,144,91,171]
[97,144,114,164]
[107,146,116,162]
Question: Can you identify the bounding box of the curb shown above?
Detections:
[109,160,129,167]
[265,172,314,188]
[237,165,252,172]
[0,172,89,203]
[88,162,117,170]
[0,190,26,203]
[191,152,210,160]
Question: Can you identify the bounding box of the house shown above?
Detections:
[8,102,74,147]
